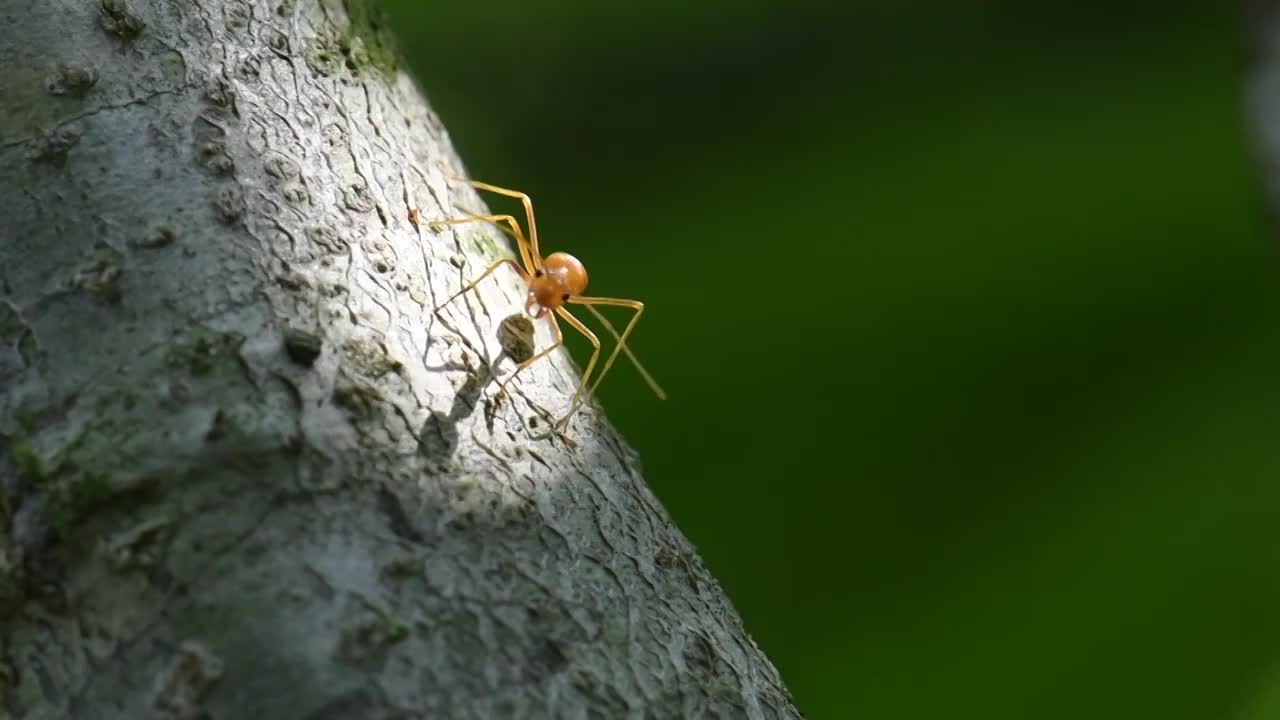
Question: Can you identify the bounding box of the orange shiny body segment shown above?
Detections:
[528,252,588,313]
[424,171,665,433]
[544,252,589,295]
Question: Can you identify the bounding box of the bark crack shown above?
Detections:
[1,88,188,151]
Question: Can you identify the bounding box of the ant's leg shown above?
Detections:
[567,297,661,400]
[427,213,537,276]
[497,312,563,392]
[433,258,527,315]
[437,168,543,268]
[475,220,662,399]
[552,306,602,428]
[577,303,666,400]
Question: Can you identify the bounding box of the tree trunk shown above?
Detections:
[0,1,802,717]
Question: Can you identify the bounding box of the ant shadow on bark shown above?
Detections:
[418,312,539,463]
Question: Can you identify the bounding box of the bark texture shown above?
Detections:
[0,1,802,717]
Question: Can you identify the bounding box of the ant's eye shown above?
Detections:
[534,269,544,278]
[561,294,570,302]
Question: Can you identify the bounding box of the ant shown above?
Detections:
[419,171,666,432]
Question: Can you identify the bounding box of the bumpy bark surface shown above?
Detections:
[0,0,802,717]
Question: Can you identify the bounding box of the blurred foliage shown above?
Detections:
[385,2,1280,717]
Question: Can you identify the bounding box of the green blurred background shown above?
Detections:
[384,2,1280,717]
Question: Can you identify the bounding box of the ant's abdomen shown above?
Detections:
[543,252,588,295]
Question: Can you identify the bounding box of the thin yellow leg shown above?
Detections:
[577,304,666,400]
[498,311,563,391]
[475,217,664,401]
[552,306,601,428]
[437,169,542,268]
[567,297,652,400]
[433,258,527,314]
[427,213,537,276]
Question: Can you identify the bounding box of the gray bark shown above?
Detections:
[0,1,801,718]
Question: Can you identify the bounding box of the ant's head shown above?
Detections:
[526,252,588,316]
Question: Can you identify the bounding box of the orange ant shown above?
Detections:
[421,172,666,431]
